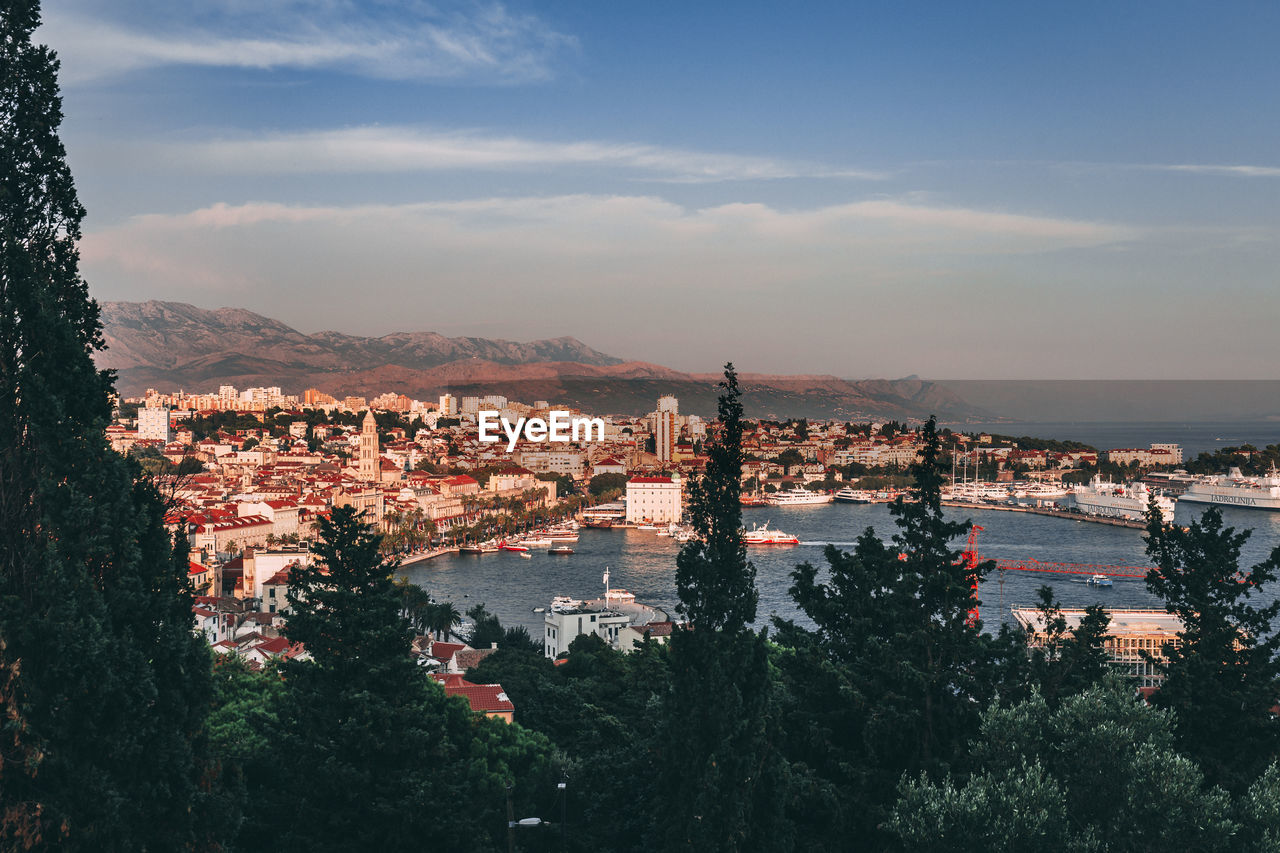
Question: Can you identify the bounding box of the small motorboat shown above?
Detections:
[1086,573,1113,587]
[548,545,574,555]
[518,551,532,559]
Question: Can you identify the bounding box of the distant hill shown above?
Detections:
[96,300,991,420]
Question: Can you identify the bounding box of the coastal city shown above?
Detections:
[9,1,1280,849]
[114,382,1280,702]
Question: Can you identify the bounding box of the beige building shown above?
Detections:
[358,410,379,481]
[1013,606,1183,688]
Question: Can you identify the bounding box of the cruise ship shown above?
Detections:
[1071,476,1176,523]
[1180,467,1280,512]
[766,488,833,506]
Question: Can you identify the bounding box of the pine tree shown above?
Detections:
[1144,505,1280,790]
[1,1,214,846]
[659,364,792,852]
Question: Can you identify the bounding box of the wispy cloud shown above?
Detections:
[80,194,1135,290]
[40,1,575,84]
[1147,163,1280,178]
[161,126,886,183]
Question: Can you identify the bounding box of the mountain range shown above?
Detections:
[96,300,991,421]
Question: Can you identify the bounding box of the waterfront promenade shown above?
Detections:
[399,546,460,567]
[941,500,1150,530]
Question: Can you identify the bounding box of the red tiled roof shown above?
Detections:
[430,674,514,714]
[428,641,466,662]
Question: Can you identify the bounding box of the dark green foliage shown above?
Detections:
[239,506,553,852]
[659,364,791,852]
[1144,505,1280,790]
[465,633,672,853]
[467,602,506,648]
[775,447,805,468]
[774,417,1004,846]
[890,679,1239,852]
[588,471,628,496]
[674,363,756,633]
[1026,586,1112,706]
[0,2,215,846]
[978,433,1096,453]
[1184,444,1280,477]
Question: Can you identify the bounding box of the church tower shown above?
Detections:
[358,410,379,482]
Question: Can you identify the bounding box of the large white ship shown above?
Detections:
[1071,476,1175,523]
[766,488,833,506]
[1180,467,1280,512]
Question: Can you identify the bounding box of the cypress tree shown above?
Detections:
[659,364,792,852]
[0,1,214,846]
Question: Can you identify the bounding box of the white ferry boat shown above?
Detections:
[833,487,874,503]
[766,488,833,506]
[1180,467,1280,512]
[1023,482,1071,499]
[1071,476,1175,523]
[742,521,800,545]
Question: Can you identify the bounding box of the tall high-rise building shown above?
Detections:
[358,410,379,482]
[137,406,171,443]
[438,393,457,416]
[654,395,678,464]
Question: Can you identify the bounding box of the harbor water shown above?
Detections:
[403,500,1280,638]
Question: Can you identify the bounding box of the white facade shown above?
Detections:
[515,449,586,478]
[244,548,313,602]
[438,394,457,416]
[543,606,631,658]
[137,406,172,442]
[626,474,682,523]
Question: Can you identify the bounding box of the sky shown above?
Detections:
[39,0,1280,379]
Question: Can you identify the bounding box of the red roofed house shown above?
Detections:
[591,457,627,477]
[188,561,211,596]
[430,673,514,722]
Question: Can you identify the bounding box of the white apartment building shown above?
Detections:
[515,449,586,479]
[626,474,682,523]
[543,605,631,659]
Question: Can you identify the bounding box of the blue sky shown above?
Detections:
[40,1,1280,378]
